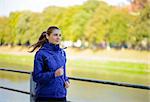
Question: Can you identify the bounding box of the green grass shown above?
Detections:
[0,53,149,73]
[0,53,149,85]
[0,54,34,70]
[67,59,149,74]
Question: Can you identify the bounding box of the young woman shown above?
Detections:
[29,26,70,102]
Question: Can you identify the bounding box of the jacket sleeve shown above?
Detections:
[63,51,69,82]
[33,51,55,84]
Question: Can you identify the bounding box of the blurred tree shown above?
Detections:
[0,0,149,50]
[108,8,131,45]
[129,3,150,49]
[70,0,100,42]
[0,17,10,45]
[84,1,110,46]
[15,11,33,45]
[8,12,21,46]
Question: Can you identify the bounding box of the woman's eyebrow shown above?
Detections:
[53,33,61,34]
[53,33,58,35]
[53,33,62,35]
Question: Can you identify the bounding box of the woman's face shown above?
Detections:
[47,29,62,45]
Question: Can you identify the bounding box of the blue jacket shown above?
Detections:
[33,42,69,98]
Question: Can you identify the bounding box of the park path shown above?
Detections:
[0,46,149,64]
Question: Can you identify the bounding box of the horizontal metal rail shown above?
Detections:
[69,77,150,90]
[0,68,30,74]
[0,68,150,91]
[0,86,30,94]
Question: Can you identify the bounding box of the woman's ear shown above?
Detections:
[46,34,49,39]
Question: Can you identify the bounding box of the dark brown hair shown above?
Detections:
[28,26,59,53]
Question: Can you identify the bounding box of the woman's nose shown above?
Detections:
[58,35,61,39]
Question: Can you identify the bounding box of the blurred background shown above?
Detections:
[0,0,149,102]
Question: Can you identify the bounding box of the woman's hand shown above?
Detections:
[55,66,64,77]
[65,81,70,88]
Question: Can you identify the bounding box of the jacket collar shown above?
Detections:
[41,42,61,51]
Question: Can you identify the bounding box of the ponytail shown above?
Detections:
[28,26,59,53]
[28,31,48,53]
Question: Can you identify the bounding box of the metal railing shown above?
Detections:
[0,68,150,95]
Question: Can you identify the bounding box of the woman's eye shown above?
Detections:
[54,34,61,37]
[53,34,58,36]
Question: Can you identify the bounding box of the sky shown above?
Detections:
[0,0,130,16]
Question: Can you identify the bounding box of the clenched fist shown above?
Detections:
[55,66,64,77]
[65,81,70,88]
